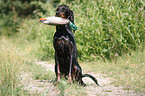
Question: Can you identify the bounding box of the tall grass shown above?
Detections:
[0,37,42,95]
[0,40,25,95]
[31,0,144,61]
[68,0,144,60]
[18,18,55,60]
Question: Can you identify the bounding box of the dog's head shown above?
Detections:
[55,5,74,23]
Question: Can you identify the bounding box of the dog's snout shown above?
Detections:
[56,12,60,16]
[55,12,66,18]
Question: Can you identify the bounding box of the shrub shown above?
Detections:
[64,0,145,60]
[0,0,48,36]
[20,0,145,61]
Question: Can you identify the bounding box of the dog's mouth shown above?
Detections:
[55,12,67,19]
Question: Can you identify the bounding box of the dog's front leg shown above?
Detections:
[55,54,61,83]
[68,54,73,83]
[68,43,73,83]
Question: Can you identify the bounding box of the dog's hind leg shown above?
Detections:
[73,64,86,86]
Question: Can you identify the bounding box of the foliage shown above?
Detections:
[36,0,145,61]
[2,0,144,61]
[0,0,48,36]
[0,36,145,95]
[18,18,55,60]
[0,1,144,94]
[63,0,145,60]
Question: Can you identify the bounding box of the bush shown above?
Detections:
[19,0,145,61]
[65,0,145,60]
[0,0,48,36]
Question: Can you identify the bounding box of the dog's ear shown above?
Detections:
[68,10,76,33]
[68,10,74,24]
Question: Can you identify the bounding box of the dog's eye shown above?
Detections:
[56,8,59,11]
[62,8,66,11]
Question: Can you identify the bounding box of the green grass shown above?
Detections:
[56,79,86,96]
[73,0,144,60]
[16,0,144,61]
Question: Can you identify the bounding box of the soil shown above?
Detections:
[21,61,145,96]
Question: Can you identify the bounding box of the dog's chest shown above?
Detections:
[55,36,72,55]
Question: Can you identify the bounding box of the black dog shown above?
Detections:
[53,5,99,86]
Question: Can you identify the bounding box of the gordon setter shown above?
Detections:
[53,5,99,86]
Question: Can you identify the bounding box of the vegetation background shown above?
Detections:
[0,0,144,95]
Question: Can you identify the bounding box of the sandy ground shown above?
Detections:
[21,61,144,96]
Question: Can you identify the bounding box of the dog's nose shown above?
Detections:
[56,12,60,16]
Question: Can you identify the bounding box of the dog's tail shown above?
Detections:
[82,74,99,86]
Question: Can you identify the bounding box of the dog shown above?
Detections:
[53,5,99,86]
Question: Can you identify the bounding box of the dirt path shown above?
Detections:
[22,61,144,96]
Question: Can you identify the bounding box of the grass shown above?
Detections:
[0,36,85,96]
[0,36,145,95]
[0,37,27,95]
[80,50,145,92]
[56,79,86,96]
[17,0,145,61]
[0,0,145,95]
[60,0,145,60]
[0,49,23,96]
[0,36,49,95]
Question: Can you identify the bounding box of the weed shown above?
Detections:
[0,43,25,95]
[0,37,43,95]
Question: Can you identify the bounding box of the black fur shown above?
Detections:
[53,5,99,86]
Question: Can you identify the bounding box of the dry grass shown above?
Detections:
[0,36,145,95]
[81,50,145,93]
